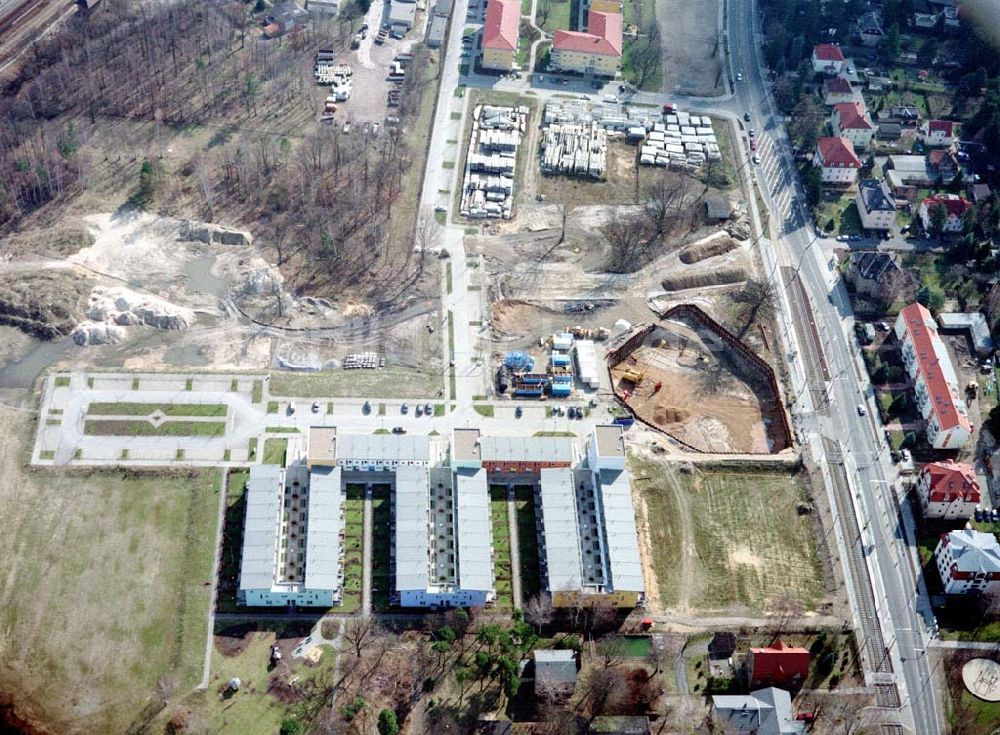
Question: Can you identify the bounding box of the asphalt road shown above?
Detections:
[725,0,940,731]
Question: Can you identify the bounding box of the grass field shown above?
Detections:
[84,419,227,436]
[262,438,288,467]
[86,402,228,417]
[217,470,249,613]
[490,485,515,609]
[0,404,220,734]
[267,367,441,399]
[632,457,824,614]
[342,484,364,613]
[158,622,336,734]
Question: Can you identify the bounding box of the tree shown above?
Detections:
[596,635,627,670]
[604,211,648,273]
[929,201,949,241]
[377,708,399,735]
[642,174,688,239]
[344,615,379,658]
[734,278,778,332]
[280,718,303,735]
[879,23,901,62]
[523,592,554,633]
[788,95,824,152]
[804,165,823,207]
[626,24,662,90]
[580,667,626,718]
[454,665,472,705]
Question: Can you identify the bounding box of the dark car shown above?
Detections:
[743,112,751,122]
[515,406,523,418]
[391,426,406,434]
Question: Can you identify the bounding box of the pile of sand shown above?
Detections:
[76,286,194,345]
[653,405,691,425]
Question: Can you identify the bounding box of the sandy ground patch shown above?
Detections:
[656,0,724,96]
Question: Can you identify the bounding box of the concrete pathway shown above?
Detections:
[197,466,230,690]
[929,639,1000,651]
[507,485,523,609]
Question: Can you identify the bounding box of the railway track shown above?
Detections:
[0,0,69,70]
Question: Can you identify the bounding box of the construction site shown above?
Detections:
[607,310,793,455]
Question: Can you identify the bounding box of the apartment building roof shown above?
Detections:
[553,10,623,57]
[834,101,873,130]
[922,460,981,504]
[482,0,520,51]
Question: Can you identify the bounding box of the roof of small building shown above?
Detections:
[480,435,575,463]
[928,149,958,170]
[834,101,873,130]
[813,43,846,62]
[482,0,520,51]
[858,178,895,214]
[928,119,955,136]
[553,10,623,57]
[970,183,991,202]
[921,194,972,219]
[823,76,853,94]
[858,9,884,32]
[816,137,861,168]
[937,311,994,353]
[921,460,980,504]
[713,687,806,735]
[594,424,626,458]
[939,529,1000,574]
[749,641,810,683]
[453,428,482,461]
[850,251,900,283]
[534,649,578,687]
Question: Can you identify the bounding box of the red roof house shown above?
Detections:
[925,119,956,146]
[833,102,873,130]
[815,137,861,183]
[813,44,845,62]
[748,641,810,687]
[823,76,853,104]
[482,0,520,51]
[552,10,623,57]
[917,460,980,520]
[918,195,972,233]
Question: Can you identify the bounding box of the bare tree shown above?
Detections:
[344,615,379,659]
[642,173,688,241]
[627,24,662,90]
[604,211,648,273]
[767,595,805,644]
[596,634,627,671]
[734,277,778,335]
[579,667,626,718]
[524,592,554,633]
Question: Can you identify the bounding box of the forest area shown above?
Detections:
[0,0,439,307]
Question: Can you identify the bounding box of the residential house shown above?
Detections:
[550,10,623,77]
[914,11,940,30]
[267,0,308,36]
[712,687,806,735]
[747,641,810,689]
[894,302,973,449]
[533,649,578,700]
[815,137,861,184]
[935,529,1000,595]
[880,106,922,127]
[856,179,897,231]
[811,44,845,75]
[823,76,855,105]
[928,149,960,181]
[924,119,956,147]
[481,0,520,71]
[846,251,908,306]
[917,460,981,520]
[857,10,885,46]
[918,194,972,234]
[832,101,875,150]
[425,0,451,47]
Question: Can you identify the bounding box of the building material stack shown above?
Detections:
[540,120,607,178]
[460,105,528,219]
[641,111,721,170]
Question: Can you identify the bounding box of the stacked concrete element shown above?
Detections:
[640,111,721,171]
[540,120,607,178]
[543,99,661,132]
[460,105,529,219]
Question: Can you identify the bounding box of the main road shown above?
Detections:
[727,0,940,732]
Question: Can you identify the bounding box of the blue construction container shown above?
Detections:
[504,352,534,371]
[613,416,635,427]
[551,353,571,369]
[514,385,545,398]
[518,373,550,385]
[550,382,572,397]
[552,374,573,383]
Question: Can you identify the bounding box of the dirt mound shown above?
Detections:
[0,271,92,339]
[661,266,747,292]
[679,236,738,264]
[214,622,257,658]
[653,405,690,424]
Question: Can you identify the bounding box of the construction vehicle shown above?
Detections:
[621,368,644,385]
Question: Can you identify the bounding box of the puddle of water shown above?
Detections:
[0,337,73,389]
[183,252,230,299]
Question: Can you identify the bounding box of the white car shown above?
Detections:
[736,71,743,81]
[857,403,867,416]
[752,153,761,165]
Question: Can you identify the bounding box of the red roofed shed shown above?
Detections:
[747,640,810,687]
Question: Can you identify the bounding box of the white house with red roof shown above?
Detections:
[894,303,972,449]
[831,102,874,150]
[823,76,854,106]
[481,0,520,71]
[935,529,1000,595]
[550,10,622,77]
[918,194,973,234]
[814,137,861,184]
[923,119,956,147]
[917,460,981,520]
[812,44,846,75]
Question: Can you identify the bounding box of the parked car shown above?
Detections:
[391,426,406,434]
[743,112,751,122]
[975,507,984,522]
[748,128,755,138]
[736,71,743,81]
[750,140,757,151]
[752,154,761,165]
[401,402,408,414]
[856,403,867,416]
[415,405,423,416]
[363,401,371,414]
[425,403,433,415]
[311,401,320,413]
[515,406,523,418]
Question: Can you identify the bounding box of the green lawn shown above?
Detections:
[84,419,227,436]
[158,624,337,734]
[86,402,228,417]
[261,438,288,466]
[268,367,440,399]
[490,486,514,609]
[217,470,249,613]
[474,404,495,417]
[632,458,824,613]
[0,457,221,733]
[341,484,364,613]
[540,0,573,34]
